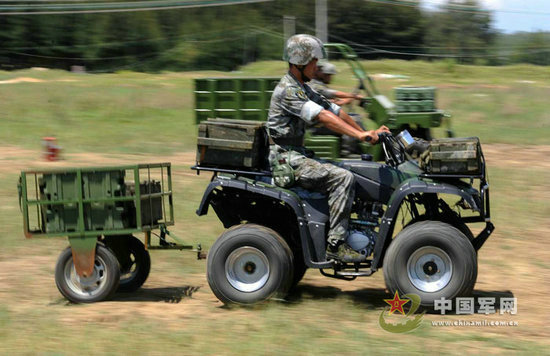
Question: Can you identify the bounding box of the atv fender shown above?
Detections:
[372,178,480,270]
[197,177,334,269]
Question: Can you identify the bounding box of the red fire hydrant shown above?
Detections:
[42,137,61,161]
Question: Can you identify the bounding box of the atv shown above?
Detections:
[194,130,493,307]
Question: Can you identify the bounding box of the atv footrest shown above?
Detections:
[335,270,374,277]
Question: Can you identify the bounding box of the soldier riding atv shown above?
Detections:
[194,35,493,307]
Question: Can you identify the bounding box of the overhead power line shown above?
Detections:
[0,26,253,50]
[0,0,272,15]
[0,27,279,62]
[365,0,550,16]
[365,0,490,14]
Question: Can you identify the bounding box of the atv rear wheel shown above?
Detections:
[207,224,294,305]
[383,221,477,307]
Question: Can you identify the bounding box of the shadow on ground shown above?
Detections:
[286,284,392,309]
[112,285,201,303]
[287,284,515,313]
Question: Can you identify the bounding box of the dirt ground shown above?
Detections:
[1,144,549,349]
[3,143,550,172]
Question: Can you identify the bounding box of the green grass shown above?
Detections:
[1,61,549,354]
[1,60,550,155]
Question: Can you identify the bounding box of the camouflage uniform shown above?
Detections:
[308,78,337,100]
[267,72,355,245]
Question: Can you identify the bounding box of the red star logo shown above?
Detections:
[384,291,410,315]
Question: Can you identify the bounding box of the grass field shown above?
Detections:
[0,60,549,354]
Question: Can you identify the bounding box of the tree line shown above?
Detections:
[0,0,548,72]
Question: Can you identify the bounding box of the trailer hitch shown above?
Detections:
[146,225,207,259]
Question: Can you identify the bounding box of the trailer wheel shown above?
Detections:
[383,221,477,308]
[110,236,151,293]
[207,224,293,305]
[55,245,120,303]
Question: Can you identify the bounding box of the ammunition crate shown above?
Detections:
[395,100,435,113]
[395,86,436,101]
[394,87,437,113]
[194,77,280,123]
[125,181,163,227]
[196,118,268,169]
[421,137,482,175]
[304,135,340,160]
[38,171,166,233]
[39,171,127,233]
[84,203,126,231]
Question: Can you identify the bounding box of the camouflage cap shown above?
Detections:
[318,61,337,74]
[283,34,326,65]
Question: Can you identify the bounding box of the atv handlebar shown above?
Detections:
[378,131,407,168]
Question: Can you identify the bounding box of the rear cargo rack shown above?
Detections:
[191,165,271,177]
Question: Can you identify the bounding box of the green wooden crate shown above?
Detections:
[84,203,126,231]
[395,86,436,101]
[124,181,163,228]
[197,118,268,169]
[395,100,435,113]
[194,77,279,123]
[40,171,126,233]
[304,135,340,160]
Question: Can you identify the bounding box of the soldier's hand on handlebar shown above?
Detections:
[376,125,390,134]
[359,130,379,144]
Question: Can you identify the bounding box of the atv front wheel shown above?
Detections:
[207,224,294,305]
[383,221,477,307]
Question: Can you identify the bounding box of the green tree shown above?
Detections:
[424,0,495,63]
[329,0,426,59]
[511,31,550,66]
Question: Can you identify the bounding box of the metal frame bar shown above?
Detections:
[191,165,271,177]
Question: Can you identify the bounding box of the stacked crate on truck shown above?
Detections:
[194,77,280,123]
[194,77,347,160]
[194,77,450,160]
[394,86,437,113]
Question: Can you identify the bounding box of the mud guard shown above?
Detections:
[371,178,480,271]
[197,178,334,269]
[68,236,97,278]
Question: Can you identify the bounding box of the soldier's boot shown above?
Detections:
[326,242,366,263]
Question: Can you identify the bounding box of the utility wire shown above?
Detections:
[367,0,550,16]
[354,47,550,58]
[0,28,276,62]
[0,0,272,15]
[0,25,263,50]
[302,22,545,59]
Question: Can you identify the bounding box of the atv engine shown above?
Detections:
[347,201,384,257]
[346,228,377,257]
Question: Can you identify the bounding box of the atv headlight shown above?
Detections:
[396,130,415,150]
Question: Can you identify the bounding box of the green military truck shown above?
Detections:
[194,43,452,160]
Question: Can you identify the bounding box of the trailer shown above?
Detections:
[18,163,203,303]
